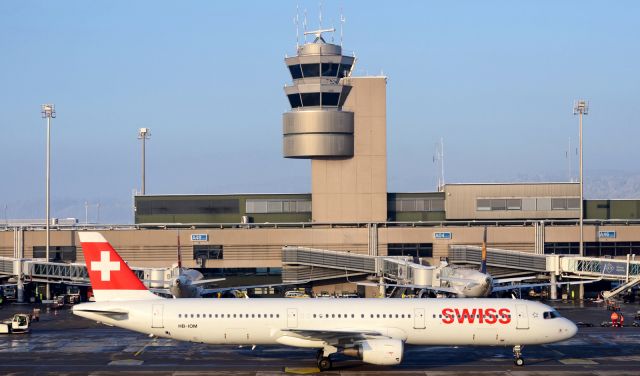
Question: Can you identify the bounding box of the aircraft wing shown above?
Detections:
[492,278,602,293]
[493,276,536,284]
[190,278,226,286]
[282,328,387,344]
[200,282,301,296]
[354,281,460,295]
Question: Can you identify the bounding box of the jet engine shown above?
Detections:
[343,339,404,365]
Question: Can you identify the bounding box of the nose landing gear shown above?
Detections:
[513,345,525,366]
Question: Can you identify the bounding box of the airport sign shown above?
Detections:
[598,231,616,239]
[191,234,208,242]
[434,232,452,240]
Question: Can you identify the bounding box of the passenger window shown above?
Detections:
[402,314,405,318]
[215,314,218,318]
[338,314,341,318]
[332,314,335,318]
[408,314,412,318]
[277,314,280,318]
[196,314,200,318]
[252,314,255,318]
[313,314,316,318]
[383,314,386,318]
[270,314,273,318]
[178,314,181,318]
[258,314,261,318]
[209,314,212,318]
[370,314,374,318]
[190,314,194,318]
[376,314,380,318]
[361,314,364,318]
[351,314,354,318]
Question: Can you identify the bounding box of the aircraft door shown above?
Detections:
[413,308,426,329]
[287,308,298,328]
[516,304,529,329]
[152,304,164,328]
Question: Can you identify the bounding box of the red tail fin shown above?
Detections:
[79,232,160,301]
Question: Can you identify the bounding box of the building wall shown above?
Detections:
[444,183,580,220]
[4,222,637,271]
[312,77,387,222]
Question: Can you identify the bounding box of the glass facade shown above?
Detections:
[137,199,239,215]
[387,243,433,258]
[33,246,77,262]
[544,242,640,257]
[193,245,223,260]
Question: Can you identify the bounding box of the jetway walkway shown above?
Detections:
[0,256,168,302]
[282,246,436,287]
[284,245,640,298]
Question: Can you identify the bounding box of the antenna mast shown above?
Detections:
[433,137,445,191]
[295,4,300,49]
[340,9,345,46]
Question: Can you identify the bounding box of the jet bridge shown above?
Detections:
[0,256,167,302]
[282,246,435,287]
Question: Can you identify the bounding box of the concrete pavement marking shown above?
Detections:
[558,358,598,365]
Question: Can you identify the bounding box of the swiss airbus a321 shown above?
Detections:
[73,232,577,370]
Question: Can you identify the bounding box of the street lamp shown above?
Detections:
[573,100,588,260]
[138,128,151,195]
[41,103,55,300]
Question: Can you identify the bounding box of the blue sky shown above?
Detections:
[1,1,639,222]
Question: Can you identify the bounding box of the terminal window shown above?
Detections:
[136,199,239,215]
[391,198,445,212]
[33,246,76,262]
[544,242,640,257]
[387,243,433,258]
[193,245,223,260]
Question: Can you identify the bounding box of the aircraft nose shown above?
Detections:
[564,319,578,339]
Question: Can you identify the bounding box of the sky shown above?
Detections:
[1,1,639,223]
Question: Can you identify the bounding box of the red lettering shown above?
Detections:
[485,308,497,324]
[441,307,510,324]
[442,308,454,324]
[460,308,477,323]
[498,308,511,324]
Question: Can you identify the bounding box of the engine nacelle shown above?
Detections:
[343,339,404,365]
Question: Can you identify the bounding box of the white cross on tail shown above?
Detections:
[91,251,121,281]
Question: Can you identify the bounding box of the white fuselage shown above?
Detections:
[73,298,576,347]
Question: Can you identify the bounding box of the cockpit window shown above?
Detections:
[543,310,561,319]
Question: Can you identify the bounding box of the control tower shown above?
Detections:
[283,30,387,222]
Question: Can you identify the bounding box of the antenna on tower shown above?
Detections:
[433,137,445,192]
[319,1,323,30]
[295,4,300,49]
[303,8,308,43]
[340,8,345,46]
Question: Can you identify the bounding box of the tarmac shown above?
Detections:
[1,299,640,375]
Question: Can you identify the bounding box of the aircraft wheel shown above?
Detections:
[514,357,525,366]
[318,357,332,371]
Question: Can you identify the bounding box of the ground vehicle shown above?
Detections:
[3,286,17,300]
[284,290,309,298]
[0,314,31,334]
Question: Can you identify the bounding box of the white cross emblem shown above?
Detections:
[91,251,120,281]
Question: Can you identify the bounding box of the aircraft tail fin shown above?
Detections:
[78,232,162,302]
[480,226,487,274]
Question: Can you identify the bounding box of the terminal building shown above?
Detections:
[1,30,639,298]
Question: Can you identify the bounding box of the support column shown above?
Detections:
[550,273,558,300]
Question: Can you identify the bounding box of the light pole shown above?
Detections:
[573,100,588,299]
[41,103,55,300]
[138,128,151,195]
[573,100,588,257]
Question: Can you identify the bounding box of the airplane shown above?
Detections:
[147,234,226,298]
[358,227,600,298]
[73,232,577,370]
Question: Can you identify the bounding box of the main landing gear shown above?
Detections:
[513,345,525,366]
[316,347,337,371]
